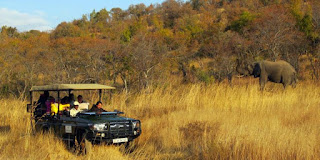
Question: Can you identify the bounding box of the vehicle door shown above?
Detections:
[57,116,78,137]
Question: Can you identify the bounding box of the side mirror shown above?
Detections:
[27,104,32,113]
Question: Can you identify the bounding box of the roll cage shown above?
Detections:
[27,84,115,119]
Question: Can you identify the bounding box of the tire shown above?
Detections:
[76,131,92,155]
[64,134,76,152]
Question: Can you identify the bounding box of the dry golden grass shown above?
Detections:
[1,79,320,159]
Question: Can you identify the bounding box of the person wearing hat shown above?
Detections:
[70,101,80,117]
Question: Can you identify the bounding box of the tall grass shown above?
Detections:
[1,80,320,159]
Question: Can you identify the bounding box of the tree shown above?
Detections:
[244,5,305,65]
[104,44,133,93]
[1,26,19,38]
[291,0,319,43]
[128,33,168,90]
[128,4,147,19]
[111,8,127,21]
[228,11,255,34]
[160,0,186,28]
[52,22,81,38]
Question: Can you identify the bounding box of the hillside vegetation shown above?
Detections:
[1,80,319,159]
[1,0,320,98]
[2,0,320,159]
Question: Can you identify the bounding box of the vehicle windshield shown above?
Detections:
[77,112,121,118]
[79,112,118,115]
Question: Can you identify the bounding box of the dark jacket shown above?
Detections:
[88,105,107,112]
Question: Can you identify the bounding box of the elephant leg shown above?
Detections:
[259,77,267,91]
[291,82,296,88]
[288,78,296,88]
[282,83,287,89]
[260,83,265,91]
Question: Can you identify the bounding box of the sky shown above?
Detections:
[0,0,168,32]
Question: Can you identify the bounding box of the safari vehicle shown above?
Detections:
[26,84,141,153]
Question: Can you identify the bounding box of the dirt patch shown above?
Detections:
[0,125,10,133]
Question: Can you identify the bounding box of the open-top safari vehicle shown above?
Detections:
[26,84,141,154]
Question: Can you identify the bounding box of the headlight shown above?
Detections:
[132,121,140,129]
[93,123,106,131]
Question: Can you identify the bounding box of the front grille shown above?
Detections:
[109,121,131,137]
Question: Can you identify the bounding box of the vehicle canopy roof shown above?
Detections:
[30,84,115,92]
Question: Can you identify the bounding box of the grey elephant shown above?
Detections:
[236,60,297,90]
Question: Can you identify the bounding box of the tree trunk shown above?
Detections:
[309,56,319,80]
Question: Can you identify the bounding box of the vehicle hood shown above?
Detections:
[79,115,136,123]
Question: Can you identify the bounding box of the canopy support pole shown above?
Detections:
[58,91,60,119]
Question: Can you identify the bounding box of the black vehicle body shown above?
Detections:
[34,112,141,144]
[27,84,141,152]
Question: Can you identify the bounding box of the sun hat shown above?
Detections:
[74,101,79,106]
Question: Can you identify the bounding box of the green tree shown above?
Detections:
[291,1,318,41]
[111,8,127,21]
[229,11,255,34]
[52,22,81,38]
[128,3,147,19]
[1,26,19,38]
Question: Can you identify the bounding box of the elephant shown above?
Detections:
[236,60,297,90]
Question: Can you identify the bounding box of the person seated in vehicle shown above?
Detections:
[37,91,49,105]
[77,95,86,103]
[88,101,107,112]
[70,101,80,117]
[51,98,70,115]
[77,95,89,112]
[69,93,75,106]
[45,96,55,114]
[34,91,49,117]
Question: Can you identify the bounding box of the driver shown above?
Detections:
[88,101,107,112]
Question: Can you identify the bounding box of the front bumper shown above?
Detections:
[86,120,141,144]
[86,130,141,144]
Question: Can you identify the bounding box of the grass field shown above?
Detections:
[0,79,320,159]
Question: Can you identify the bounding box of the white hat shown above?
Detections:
[74,101,79,106]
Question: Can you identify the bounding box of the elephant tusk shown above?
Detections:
[237,75,244,78]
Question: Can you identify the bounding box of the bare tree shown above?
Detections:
[129,33,168,90]
[243,5,306,70]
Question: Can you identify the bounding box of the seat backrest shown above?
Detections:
[79,102,89,112]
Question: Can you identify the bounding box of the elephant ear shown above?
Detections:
[252,62,261,78]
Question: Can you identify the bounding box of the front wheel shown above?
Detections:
[76,131,92,155]
[63,134,76,151]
